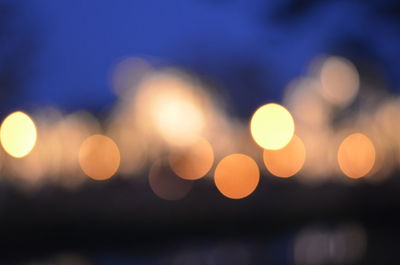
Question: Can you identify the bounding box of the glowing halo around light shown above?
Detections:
[250,103,295,150]
[338,133,376,179]
[263,135,306,178]
[79,134,120,181]
[0,111,37,158]
[214,154,259,199]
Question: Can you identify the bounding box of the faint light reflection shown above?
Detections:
[294,224,367,265]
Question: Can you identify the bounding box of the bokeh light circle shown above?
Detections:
[250,103,295,150]
[319,56,359,107]
[338,133,376,179]
[0,111,37,158]
[169,137,214,180]
[79,134,120,180]
[214,154,259,199]
[149,159,193,200]
[263,135,306,178]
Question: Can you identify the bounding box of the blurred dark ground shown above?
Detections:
[1,0,400,264]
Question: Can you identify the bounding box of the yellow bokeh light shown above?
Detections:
[263,135,306,178]
[0,111,37,158]
[169,137,214,180]
[214,154,259,199]
[79,134,120,180]
[338,133,376,179]
[250,103,295,150]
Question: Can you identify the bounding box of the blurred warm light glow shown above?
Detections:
[250,103,295,150]
[263,135,306,178]
[134,73,207,147]
[149,159,192,200]
[169,137,214,180]
[7,119,57,187]
[295,129,336,183]
[106,112,148,177]
[79,134,120,180]
[0,54,397,190]
[375,100,400,145]
[0,111,37,158]
[285,78,329,126]
[319,56,359,107]
[214,154,259,199]
[338,133,376,179]
[55,111,100,187]
[154,96,203,144]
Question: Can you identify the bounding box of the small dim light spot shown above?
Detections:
[0,111,37,158]
[214,154,259,199]
[79,134,120,180]
[263,135,306,178]
[319,56,359,107]
[338,133,376,179]
[250,103,295,150]
[169,137,214,180]
[149,159,192,200]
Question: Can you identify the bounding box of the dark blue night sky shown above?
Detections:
[3,0,400,117]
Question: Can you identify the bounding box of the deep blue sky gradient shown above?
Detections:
[5,0,400,117]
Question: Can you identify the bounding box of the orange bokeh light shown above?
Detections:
[338,133,376,179]
[214,154,259,199]
[169,137,214,180]
[79,134,120,180]
[263,135,306,178]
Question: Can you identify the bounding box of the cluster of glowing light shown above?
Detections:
[153,96,204,145]
[169,137,214,180]
[214,154,259,199]
[250,103,295,150]
[134,73,206,147]
[319,56,359,107]
[263,135,306,178]
[337,133,376,179]
[0,111,37,158]
[79,134,120,180]
[148,159,192,200]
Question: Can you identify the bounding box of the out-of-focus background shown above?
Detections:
[1,0,400,264]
